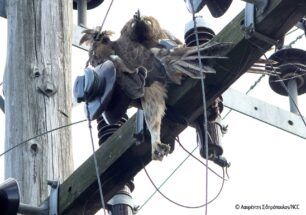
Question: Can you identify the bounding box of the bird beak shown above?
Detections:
[133,9,141,21]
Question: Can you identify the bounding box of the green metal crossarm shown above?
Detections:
[57,0,306,214]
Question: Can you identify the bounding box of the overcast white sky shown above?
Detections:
[1,1,306,215]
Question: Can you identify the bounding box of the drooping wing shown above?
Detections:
[151,41,232,84]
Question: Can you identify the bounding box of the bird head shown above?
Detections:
[121,11,164,43]
[80,29,115,67]
[80,28,114,46]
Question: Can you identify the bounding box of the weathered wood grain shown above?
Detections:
[4,0,73,206]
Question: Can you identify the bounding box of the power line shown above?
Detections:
[142,161,225,210]
[190,3,210,214]
[139,136,226,211]
[288,33,305,47]
[223,30,306,121]
[0,119,87,157]
[85,104,108,215]
[285,27,299,36]
[222,74,266,120]
[176,136,227,181]
[263,54,306,127]
[139,145,198,211]
[99,0,115,33]
[83,1,116,213]
[247,40,306,129]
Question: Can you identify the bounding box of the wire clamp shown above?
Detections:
[48,180,59,215]
[108,188,138,214]
[134,109,146,145]
[243,0,278,45]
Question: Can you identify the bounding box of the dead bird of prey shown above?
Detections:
[80,11,230,161]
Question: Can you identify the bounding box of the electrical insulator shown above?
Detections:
[267,48,306,114]
[97,114,128,146]
[185,17,229,167]
[184,16,215,47]
[73,0,104,10]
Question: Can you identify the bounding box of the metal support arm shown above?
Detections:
[243,0,278,45]
[18,181,59,215]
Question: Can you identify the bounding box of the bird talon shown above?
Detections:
[151,141,170,161]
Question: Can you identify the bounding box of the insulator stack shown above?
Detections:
[96,114,136,214]
[184,17,229,167]
[97,115,128,146]
[267,48,306,114]
[184,16,215,47]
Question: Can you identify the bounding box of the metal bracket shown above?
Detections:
[134,109,146,145]
[0,95,4,113]
[223,88,306,139]
[108,187,136,213]
[243,0,278,45]
[295,18,306,34]
[108,193,134,208]
[48,180,59,215]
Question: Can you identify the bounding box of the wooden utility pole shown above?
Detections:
[4,0,73,206]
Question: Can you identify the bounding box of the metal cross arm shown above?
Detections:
[223,88,306,139]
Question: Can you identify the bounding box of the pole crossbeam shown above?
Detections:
[49,0,306,214]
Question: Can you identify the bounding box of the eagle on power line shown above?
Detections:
[80,11,229,161]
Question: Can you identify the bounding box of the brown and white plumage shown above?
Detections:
[80,13,229,160]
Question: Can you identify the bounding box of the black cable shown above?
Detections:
[175,137,227,181]
[286,27,299,36]
[0,119,87,157]
[288,33,305,47]
[85,103,108,215]
[223,30,306,121]
[142,162,225,209]
[190,3,210,214]
[99,0,115,33]
[139,145,199,210]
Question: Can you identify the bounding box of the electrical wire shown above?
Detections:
[286,27,299,36]
[271,72,306,83]
[223,30,306,121]
[175,136,227,181]
[139,131,227,211]
[263,54,306,127]
[85,103,108,215]
[142,162,225,210]
[99,0,115,33]
[288,33,305,47]
[139,145,199,210]
[190,3,210,214]
[222,74,266,120]
[0,119,87,157]
[246,40,306,128]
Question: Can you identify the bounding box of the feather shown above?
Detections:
[80,13,229,161]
